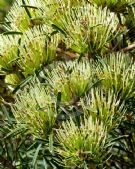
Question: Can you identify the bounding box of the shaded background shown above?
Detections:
[0,0,14,32]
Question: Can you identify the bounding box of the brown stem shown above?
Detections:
[56,48,77,59]
[57,43,135,59]
[121,44,135,52]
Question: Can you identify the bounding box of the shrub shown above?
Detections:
[0,0,135,168]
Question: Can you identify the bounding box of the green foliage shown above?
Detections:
[0,0,135,168]
[19,26,59,76]
[55,117,108,168]
[96,53,135,100]
[81,88,126,130]
[0,34,20,71]
[12,81,57,138]
[52,4,118,55]
[46,60,94,102]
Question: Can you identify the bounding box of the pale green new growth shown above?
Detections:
[12,81,57,138]
[46,60,93,102]
[53,4,118,55]
[96,53,135,100]
[19,26,59,76]
[0,34,20,70]
[81,88,126,130]
[56,116,108,168]
[4,0,42,31]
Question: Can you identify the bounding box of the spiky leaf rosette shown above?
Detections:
[12,81,57,138]
[19,26,59,76]
[0,34,21,72]
[81,88,126,130]
[46,59,94,103]
[52,4,118,56]
[38,0,87,24]
[4,0,44,32]
[55,116,109,168]
[96,53,135,101]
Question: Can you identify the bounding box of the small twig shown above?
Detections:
[57,43,135,59]
[121,43,135,52]
[56,48,77,59]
